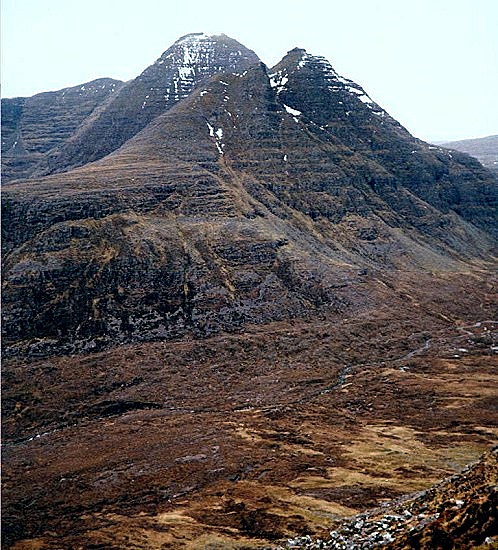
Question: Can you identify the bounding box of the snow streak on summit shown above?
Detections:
[145,33,260,106]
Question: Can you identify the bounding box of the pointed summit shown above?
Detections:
[38,34,260,176]
[270,47,391,128]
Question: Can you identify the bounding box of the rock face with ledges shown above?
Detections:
[2,35,497,357]
[37,33,260,176]
[1,78,123,182]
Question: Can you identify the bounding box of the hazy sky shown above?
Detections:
[2,0,497,142]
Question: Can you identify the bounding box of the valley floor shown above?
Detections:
[2,270,497,549]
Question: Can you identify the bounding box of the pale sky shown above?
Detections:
[2,0,497,142]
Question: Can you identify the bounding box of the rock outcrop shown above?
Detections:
[283,446,498,549]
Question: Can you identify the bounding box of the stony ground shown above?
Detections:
[283,447,497,549]
[2,270,497,549]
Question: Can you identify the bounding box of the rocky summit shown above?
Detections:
[2,33,497,549]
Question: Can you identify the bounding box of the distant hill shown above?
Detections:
[439,135,498,170]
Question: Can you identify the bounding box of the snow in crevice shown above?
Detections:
[206,121,225,154]
[178,66,195,80]
[284,104,302,117]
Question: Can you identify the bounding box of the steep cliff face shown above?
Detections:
[2,37,497,357]
[1,78,123,182]
[266,48,498,236]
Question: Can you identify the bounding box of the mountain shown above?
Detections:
[2,39,497,357]
[1,78,123,182]
[1,33,260,182]
[439,134,498,171]
[2,33,497,550]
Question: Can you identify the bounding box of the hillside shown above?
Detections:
[440,135,498,171]
[1,78,123,182]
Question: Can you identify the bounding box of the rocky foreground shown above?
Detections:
[282,447,497,549]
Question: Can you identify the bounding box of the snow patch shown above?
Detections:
[178,33,210,45]
[178,66,195,80]
[358,94,374,104]
[297,51,314,68]
[206,121,224,154]
[284,104,302,117]
[269,71,289,92]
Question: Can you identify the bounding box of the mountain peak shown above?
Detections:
[174,32,232,45]
[153,32,259,76]
[175,32,211,43]
[18,33,260,177]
